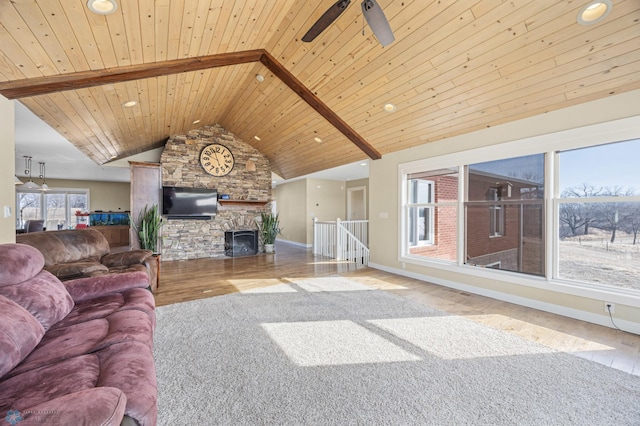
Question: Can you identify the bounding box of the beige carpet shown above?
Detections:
[154,277,640,425]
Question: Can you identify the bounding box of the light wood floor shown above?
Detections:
[155,242,640,376]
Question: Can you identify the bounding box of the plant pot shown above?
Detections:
[264,243,275,253]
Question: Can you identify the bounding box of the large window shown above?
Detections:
[400,130,640,296]
[466,154,545,276]
[404,168,458,262]
[16,189,89,230]
[556,139,640,291]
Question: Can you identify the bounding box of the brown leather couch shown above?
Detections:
[16,229,158,292]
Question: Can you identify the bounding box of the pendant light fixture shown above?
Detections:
[39,162,49,191]
[18,156,40,190]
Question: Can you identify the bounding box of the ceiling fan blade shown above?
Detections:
[302,0,352,42]
[361,0,395,47]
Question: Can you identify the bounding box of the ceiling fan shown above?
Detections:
[302,0,395,47]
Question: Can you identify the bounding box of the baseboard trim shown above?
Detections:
[368,262,640,336]
[276,239,311,249]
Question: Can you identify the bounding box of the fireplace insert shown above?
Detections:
[224,230,258,257]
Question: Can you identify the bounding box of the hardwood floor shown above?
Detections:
[155,242,640,376]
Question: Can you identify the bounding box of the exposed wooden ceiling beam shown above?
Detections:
[0,49,380,160]
[259,51,381,160]
[0,50,266,99]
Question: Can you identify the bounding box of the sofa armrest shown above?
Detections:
[101,250,153,268]
[63,271,150,302]
[17,387,126,426]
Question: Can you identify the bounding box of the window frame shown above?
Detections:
[398,115,640,306]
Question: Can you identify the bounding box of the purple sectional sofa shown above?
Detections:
[0,243,157,425]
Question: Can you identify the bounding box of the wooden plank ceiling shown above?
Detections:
[0,0,639,179]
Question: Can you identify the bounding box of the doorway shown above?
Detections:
[347,186,367,220]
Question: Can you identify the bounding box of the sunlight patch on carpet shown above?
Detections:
[369,317,557,360]
[262,320,421,366]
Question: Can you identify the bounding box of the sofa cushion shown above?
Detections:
[15,232,70,265]
[96,342,158,426]
[0,297,45,379]
[0,354,101,413]
[46,261,109,280]
[0,244,44,286]
[9,309,155,378]
[63,271,149,302]
[0,343,157,426]
[14,388,127,426]
[16,229,111,266]
[0,270,74,331]
[101,250,153,267]
[52,287,156,330]
[104,263,148,276]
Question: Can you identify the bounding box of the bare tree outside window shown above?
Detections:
[558,184,602,237]
[620,203,640,245]
[18,192,40,229]
[16,189,89,231]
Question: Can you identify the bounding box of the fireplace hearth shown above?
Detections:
[225,230,259,257]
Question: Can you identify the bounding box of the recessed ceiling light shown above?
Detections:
[122,100,137,107]
[254,135,261,141]
[87,0,117,15]
[577,0,612,25]
[109,155,117,159]
[383,103,397,112]
[314,137,323,143]
[255,74,265,83]
[192,119,201,125]
[360,162,368,166]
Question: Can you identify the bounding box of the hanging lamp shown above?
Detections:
[39,162,49,191]
[18,156,40,190]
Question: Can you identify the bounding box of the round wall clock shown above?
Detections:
[199,143,235,177]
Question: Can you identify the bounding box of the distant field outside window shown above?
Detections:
[557,139,640,291]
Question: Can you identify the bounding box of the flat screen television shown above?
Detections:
[162,186,218,218]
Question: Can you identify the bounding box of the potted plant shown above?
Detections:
[257,211,281,253]
[133,204,163,253]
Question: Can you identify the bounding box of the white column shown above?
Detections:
[0,95,16,243]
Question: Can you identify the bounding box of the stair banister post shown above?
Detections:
[336,218,342,260]
[313,217,318,255]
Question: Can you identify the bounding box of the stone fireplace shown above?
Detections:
[160,124,271,261]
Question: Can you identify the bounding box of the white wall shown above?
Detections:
[369,90,640,333]
[0,96,16,243]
